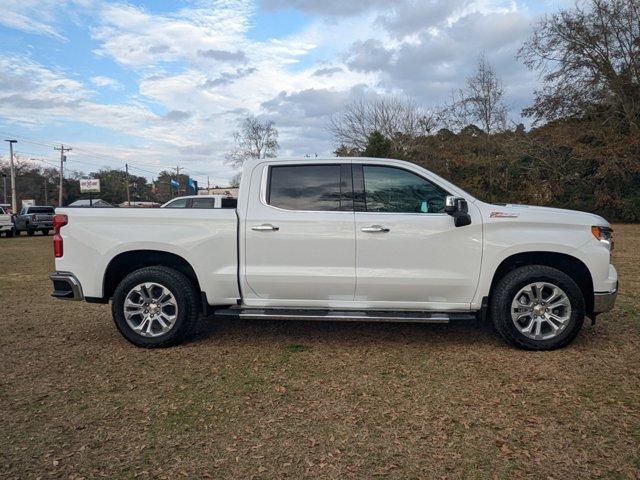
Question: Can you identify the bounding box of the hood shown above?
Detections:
[480,203,610,228]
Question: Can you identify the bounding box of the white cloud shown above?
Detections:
[90,75,122,89]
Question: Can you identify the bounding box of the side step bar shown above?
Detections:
[213,308,476,324]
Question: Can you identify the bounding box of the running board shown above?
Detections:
[213,308,476,324]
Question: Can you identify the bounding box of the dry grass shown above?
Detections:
[1,227,639,479]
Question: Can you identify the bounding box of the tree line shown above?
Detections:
[0,162,195,207]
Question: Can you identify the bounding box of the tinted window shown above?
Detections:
[29,207,54,214]
[191,198,216,209]
[363,166,448,213]
[268,165,349,211]
[165,198,188,208]
[221,197,237,209]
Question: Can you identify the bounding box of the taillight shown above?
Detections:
[53,214,68,258]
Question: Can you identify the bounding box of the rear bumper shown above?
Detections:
[593,281,618,314]
[49,271,84,301]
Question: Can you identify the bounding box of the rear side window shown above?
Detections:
[221,197,237,209]
[267,165,351,211]
[29,207,54,214]
[191,198,216,209]
[363,166,448,213]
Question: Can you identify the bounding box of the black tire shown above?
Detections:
[42,229,50,236]
[6,229,14,237]
[27,228,35,236]
[490,265,585,350]
[112,267,200,348]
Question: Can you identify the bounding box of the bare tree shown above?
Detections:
[226,116,279,169]
[440,54,508,134]
[328,97,436,153]
[519,0,640,133]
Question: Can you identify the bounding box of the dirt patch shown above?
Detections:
[1,228,639,479]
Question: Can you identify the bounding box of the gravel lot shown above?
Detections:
[1,227,639,479]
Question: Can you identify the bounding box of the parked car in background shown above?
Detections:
[14,205,55,235]
[0,206,14,237]
[68,199,113,208]
[50,157,617,351]
[162,195,237,209]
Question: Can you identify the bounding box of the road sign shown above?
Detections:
[80,178,101,193]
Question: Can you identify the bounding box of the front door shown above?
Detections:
[243,162,356,306]
[353,163,482,310]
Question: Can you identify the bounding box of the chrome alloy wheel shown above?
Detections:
[123,282,178,337]
[511,282,572,341]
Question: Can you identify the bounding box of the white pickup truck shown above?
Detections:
[49,157,618,350]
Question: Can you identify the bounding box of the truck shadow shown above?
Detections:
[192,315,505,349]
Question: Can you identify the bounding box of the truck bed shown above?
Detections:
[55,207,240,304]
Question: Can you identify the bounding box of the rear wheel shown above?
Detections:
[5,229,14,237]
[112,267,200,348]
[42,229,50,236]
[27,227,35,236]
[490,265,585,350]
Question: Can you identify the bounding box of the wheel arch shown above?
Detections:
[488,251,594,313]
[103,250,202,302]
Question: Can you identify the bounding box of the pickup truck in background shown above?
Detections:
[0,206,14,237]
[15,205,55,235]
[49,157,618,350]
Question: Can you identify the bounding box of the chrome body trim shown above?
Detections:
[593,282,618,314]
[49,271,84,301]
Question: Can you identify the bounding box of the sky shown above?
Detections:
[0,0,569,185]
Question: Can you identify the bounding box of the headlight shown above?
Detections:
[591,226,614,249]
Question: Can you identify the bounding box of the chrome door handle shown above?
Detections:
[252,224,279,231]
[361,225,390,233]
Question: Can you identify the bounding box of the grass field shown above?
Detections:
[1,227,639,479]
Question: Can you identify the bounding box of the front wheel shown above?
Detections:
[112,267,200,348]
[42,229,50,236]
[490,265,585,350]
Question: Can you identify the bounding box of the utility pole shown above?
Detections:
[2,173,6,205]
[4,140,17,213]
[125,163,131,206]
[172,166,181,196]
[54,145,71,207]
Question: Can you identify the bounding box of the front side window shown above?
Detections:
[191,198,216,209]
[363,166,448,213]
[267,165,349,211]
[165,198,188,208]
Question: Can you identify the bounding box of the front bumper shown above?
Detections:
[49,271,84,301]
[593,281,618,314]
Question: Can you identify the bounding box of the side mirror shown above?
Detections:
[444,195,472,227]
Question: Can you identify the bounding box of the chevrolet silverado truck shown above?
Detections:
[49,157,618,350]
[14,205,55,235]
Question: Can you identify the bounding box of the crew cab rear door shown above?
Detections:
[353,162,482,310]
[242,161,356,305]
